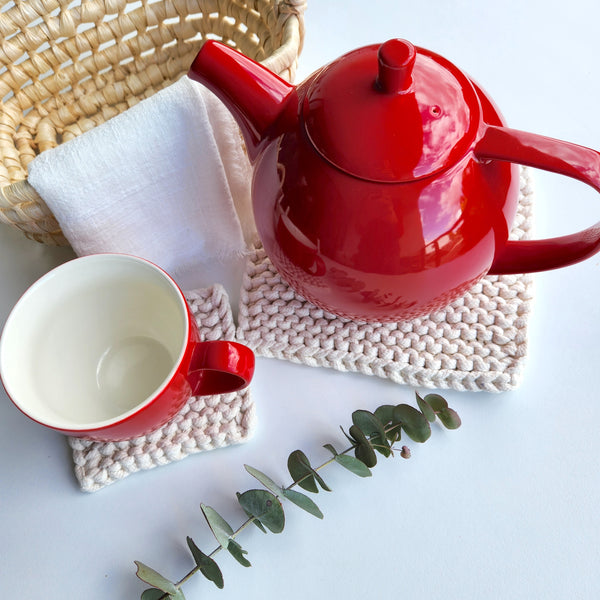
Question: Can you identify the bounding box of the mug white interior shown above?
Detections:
[0,254,188,430]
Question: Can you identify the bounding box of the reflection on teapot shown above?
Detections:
[190,38,600,322]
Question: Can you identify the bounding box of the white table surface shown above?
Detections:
[2,1,600,598]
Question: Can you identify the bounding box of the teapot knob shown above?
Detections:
[376,39,416,93]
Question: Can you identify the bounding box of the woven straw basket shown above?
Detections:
[0,0,305,245]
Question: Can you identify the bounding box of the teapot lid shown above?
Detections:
[302,39,482,183]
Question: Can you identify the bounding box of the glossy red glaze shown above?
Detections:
[54,310,255,442]
[0,255,255,442]
[376,38,416,93]
[477,126,600,273]
[189,39,600,322]
[302,40,481,183]
[188,339,256,397]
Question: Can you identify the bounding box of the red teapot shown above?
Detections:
[189,38,600,322]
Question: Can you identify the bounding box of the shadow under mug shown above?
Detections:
[0,254,255,442]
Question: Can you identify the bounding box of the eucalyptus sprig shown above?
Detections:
[135,392,461,599]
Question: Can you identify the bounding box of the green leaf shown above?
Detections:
[227,539,251,567]
[134,562,178,595]
[237,489,285,534]
[323,443,338,456]
[244,465,284,497]
[373,404,395,425]
[312,470,331,492]
[140,590,185,600]
[374,404,402,441]
[287,450,318,493]
[423,393,449,411]
[236,492,268,533]
[393,404,432,443]
[281,488,324,519]
[415,392,437,422]
[340,426,357,445]
[287,450,331,492]
[352,409,390,456]
[334,453,372,477]
[349,425,377,468]
[238,499,269,533]
[185,537,224,589]
[200,504,234,549]
[437,407,462,430]
[141,589,164,600]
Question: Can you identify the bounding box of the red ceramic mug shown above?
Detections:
[0,254,255,442]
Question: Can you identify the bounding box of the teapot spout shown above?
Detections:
[189,40,295,161]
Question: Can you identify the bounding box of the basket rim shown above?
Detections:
[0,0,306,245]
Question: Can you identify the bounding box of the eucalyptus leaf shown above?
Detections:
[334,453,372,477]
[287,449,318,493]
[200,504,234,549]
[352,410,390,456]
[355,443,378,468]
[281,488,324,519]
[311,469,331,492]
[437,407,462,430]
[227,539,251,567]
[236,492,268,533]
[423,393,449,412]
[340,425,357,445]
[374,404,402,441]
[252,519,268,533]
[415,392,437,423]
[236,492,267,534]
[287,450,331,492]
[237,490,285,534]
[186,537,224,589]
[244,465,284,496]
[349,425,377,468]
[323,443,338,456]
[134,562,178,595]
[393,404,432,443]
[141,589,164,600]
[130,396,462,595]
[373,404,395,425]
[141,589,185,600]
[140,589,185,600]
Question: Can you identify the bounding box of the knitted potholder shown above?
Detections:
[237,168,534,393]
[69,285,255,492]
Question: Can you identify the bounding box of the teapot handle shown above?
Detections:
[475,125,600,274]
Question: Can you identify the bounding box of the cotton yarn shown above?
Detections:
[237,168,534,393]
[69,285,255,492]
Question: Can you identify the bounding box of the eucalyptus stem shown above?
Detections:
[163,444,359,598]
[136,392,461,600]
[168,520,252,594]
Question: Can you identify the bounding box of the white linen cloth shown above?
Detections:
[28,76,256,293]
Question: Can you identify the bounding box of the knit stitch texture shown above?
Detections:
[69,285,255,492]
[237,169,534,393]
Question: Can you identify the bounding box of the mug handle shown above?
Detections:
[188,340,255,396]
[475,124,600,274]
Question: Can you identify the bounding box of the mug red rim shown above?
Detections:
[0,253,192,436]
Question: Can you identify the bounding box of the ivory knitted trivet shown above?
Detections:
[69,285,255,492]
[237,168,534,393]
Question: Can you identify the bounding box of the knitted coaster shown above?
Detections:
[69,285,256,492]
[237,168,534,393]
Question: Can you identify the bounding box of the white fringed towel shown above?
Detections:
[28,76,256,292]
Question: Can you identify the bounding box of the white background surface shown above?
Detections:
[2,1,600,598]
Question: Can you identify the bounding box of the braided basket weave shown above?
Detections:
[0,0,305,245]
